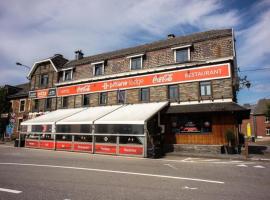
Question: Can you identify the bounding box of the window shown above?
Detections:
[130,56,142,70]
[83,94,90,106]
[62,97,68,108]
[200,81,212,96]
[168,85,179,101]
[40,74,49,86]
[266,128,270,136]
[140,88,150,102]
[117,90,126,104]
[99,92,107,105]
[93,63,104,76]
[45,98,52,110]
[265,116,269,123]
[172,45,191,63]
[33,99,39,111]
[19,99,26,112]
[63,69,72,81]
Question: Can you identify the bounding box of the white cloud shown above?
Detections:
[0,0,241,85]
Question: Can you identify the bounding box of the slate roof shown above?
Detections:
[7,83,29,99]
[64,29,232,68]
[50,54,69,69]
[253,99,270,115]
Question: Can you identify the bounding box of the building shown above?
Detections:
[19,29,249,157]
[241,99,270,138]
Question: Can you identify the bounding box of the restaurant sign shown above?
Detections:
[29,88,57,99]
[57,63,231,97]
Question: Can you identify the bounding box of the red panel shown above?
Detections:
[56,142,72,150]
[95,144,116,154]
[25,140,39,148]
[119,146,143,155]
[74,143,92,152]
[39,140,54,149]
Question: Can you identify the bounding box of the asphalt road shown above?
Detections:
[0,145,270,200]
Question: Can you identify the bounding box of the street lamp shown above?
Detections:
[239,76,251,89]
[16,62,31,70]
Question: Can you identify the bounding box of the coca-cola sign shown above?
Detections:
[57,63,230,97]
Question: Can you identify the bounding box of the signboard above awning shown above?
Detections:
[29,88,57,99]
[57,63,231,97]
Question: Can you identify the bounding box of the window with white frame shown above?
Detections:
[266,128,270,136]
[168,85,179,101]
[172,45,191,63]
[92,62,104,76]
[63,69,73,81]
[128,54,143,70]
[19,99,26,112]
[40,74,49,86]
[200,81,212,96]
[265,116,269,123]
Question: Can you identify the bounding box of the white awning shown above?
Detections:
[56,105,122,125]
[94,102,168,125]
[21,108,86,125]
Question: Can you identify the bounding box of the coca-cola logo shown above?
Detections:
[152,74,173,84]
[76,85,91,93]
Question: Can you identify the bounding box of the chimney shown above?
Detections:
[167,34,175,39]
[75,50,84,60]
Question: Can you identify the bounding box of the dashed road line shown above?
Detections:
[0,187,22,194]
[237,164,248,167]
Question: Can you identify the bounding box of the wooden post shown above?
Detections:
[245,139,249,160]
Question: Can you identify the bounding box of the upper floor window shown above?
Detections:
[63,69,72,81]
[99,92,107,105]
[168,85,179,101]
[117,90,126,104]
[140,88,150,102]
[40,74,49,87]
[266,116,270,123]
[128,54,144,70]
[266,128,270,136]
[172,45,191,63]
[92,61,104,76]
[62,96,68,108]
[45,98,52,110]
[83,94,90,106]
[19,99,26,112]
[200,81,212,96]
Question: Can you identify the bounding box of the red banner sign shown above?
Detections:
[119,146,143,155]
[39,140,54,149]
[57,63,230,97]
[73,143,92,152]
[95,144,117,154]
[25,140,39,148]
[56,142,72,150]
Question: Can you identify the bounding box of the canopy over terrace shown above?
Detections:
[94,102,169,125]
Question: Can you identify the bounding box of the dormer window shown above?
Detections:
[63,69,72,81]
[127,54,144,70]
[92,61,104,76]
[172,45,191,63]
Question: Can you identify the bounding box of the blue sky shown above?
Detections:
[0,0,269,105]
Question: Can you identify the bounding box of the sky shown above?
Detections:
[0,0,269,105]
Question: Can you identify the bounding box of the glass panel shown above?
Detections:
[119,136,143,145]
[32,125,52,133]
[168,85,178,100]
[117,90,126,104]
[140,88,149,102]
[56,125,92,133]
[40,134,54,140]
[83,94,90,106]
[62,97,68,108]
[95,64,103,76]
[95,124,144,135]
[99,92,107,105]
[176,49,188,63]
[74,135,92,142]
[64,70,72,80]
[200,81,211,96]
[56,134,72,141]
[95,135,116,144]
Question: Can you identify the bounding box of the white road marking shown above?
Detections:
[0,162,224,184]
[237,164,248,167]
[253,165,265,168]
[164,163,178,170]
[0,188,22,194]
[182,186,198,190]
